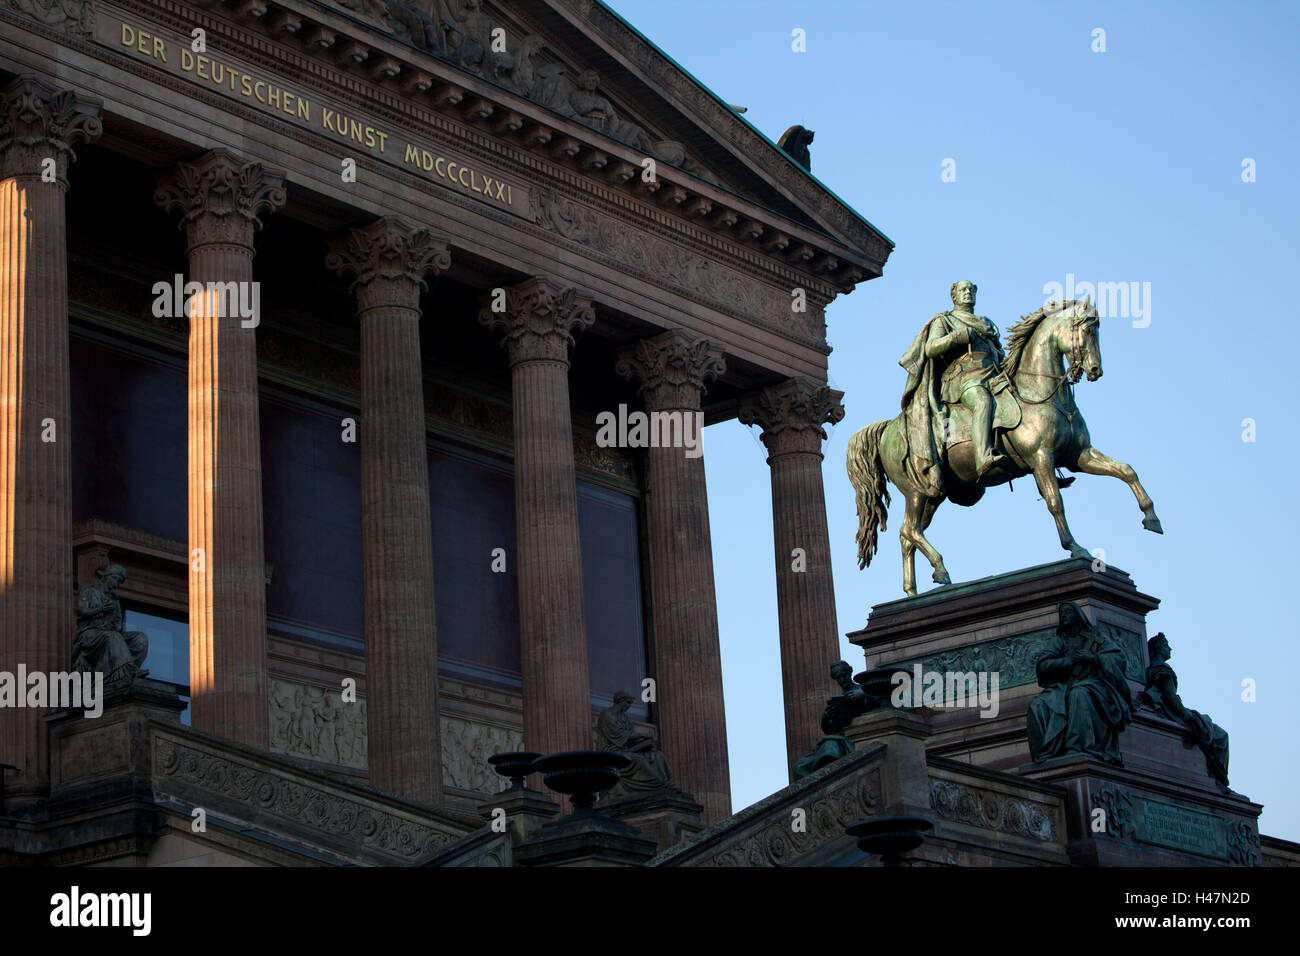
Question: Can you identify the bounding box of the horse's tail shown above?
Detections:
[847,419,892,569]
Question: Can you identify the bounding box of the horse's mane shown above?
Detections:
[1002,302,1070,378]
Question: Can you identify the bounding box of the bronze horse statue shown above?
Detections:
[847,298,1163,595]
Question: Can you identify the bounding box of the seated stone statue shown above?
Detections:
[1027,602,1132,765]
[1141,633,1230,786]
[596,690,673,799]
[793,660,878,780]
[73,563,148,690]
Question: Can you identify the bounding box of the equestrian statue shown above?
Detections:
[847,280,1163,595]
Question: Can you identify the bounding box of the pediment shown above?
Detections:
[316,0,891,274]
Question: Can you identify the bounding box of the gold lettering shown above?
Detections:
[241,74,253,97]
[282,91,294,116]
[506,184,512,205]
[471,169,482,193]
[364,126,376,149]
[153,36,166,62]
[322,108,336,133]
[180,49,194,72]
[121,23,135,49]
[297,98,310,121]
[196,55,209,80]
[348,118,361,143]
[446,162,457,183]
[254,80,267,104]
[211,62,224,86]
[404,143,419,165]
[421,149,433,172]
[374,130,387,152]
[458,166,471,188]
[435,157,446,177]
[137,30,151,56]
[268,85,281,110]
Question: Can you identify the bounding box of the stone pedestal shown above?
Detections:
[514,815,657,867]
[599,788,705,853]
[849,557,1158,772]
[1021,756,1262,866]
[849,557,1263,867]
[475,787,560,846]
[844,706,935,819]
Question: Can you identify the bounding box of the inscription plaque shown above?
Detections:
[1136,798,1228,859]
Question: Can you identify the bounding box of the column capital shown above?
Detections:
[154,148,286,250]
[738,378,845,457]
[477,276,595,366]
[326,217,450,311]
[615,329,725,412]
[0,75,102,183]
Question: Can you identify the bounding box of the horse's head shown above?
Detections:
[1046,296,1102,383]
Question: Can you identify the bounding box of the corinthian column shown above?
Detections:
[739,378,845,776]
[326,219,448,804]
[155,150,285,749]
[478,278,595,755]
[615,330,731,822]
[0,77,100,803]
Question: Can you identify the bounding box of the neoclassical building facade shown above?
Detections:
[0,0,892,863]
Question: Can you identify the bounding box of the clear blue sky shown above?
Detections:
[606,0,1300,841]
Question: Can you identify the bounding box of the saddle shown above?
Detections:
[940,371,1021,447]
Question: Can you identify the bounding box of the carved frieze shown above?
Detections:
[530,186,818,343]
[928,778,1060,842]
[698,769,881,867]
[269,677,369,770]
[268,676,522,793]
[441,715,523,793]
[654,753,883,867]
[154,733,461,859]
[887,622,1148,695]
[6,0,95,37]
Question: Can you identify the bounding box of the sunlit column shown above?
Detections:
[155,149,285,748]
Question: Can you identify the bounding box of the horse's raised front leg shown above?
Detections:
[1032,454,1090,558]
[901,492,949,595]
[1073,446,1163,534]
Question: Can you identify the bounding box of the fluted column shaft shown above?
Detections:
[0,77,100,802]
[617,330,730,822]
[328,219,448,804]
[740,379,845,776]
[156,150,285,748]
[480,279,594,755]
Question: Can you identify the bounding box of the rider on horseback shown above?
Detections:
[899,279,1009,487]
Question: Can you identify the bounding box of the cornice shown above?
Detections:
[5,0,847,351]
[48,0,879,294]
[545,0,893,262]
